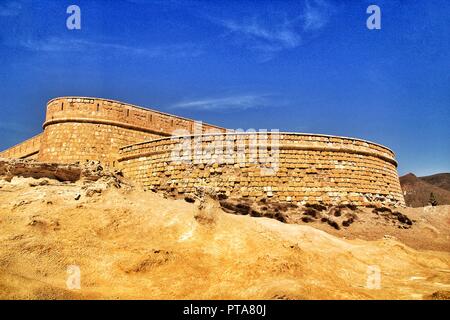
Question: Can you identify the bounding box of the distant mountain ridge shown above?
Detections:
[419,173,450,192]
[400,172,450,207]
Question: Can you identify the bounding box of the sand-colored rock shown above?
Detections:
[0,175,448,299]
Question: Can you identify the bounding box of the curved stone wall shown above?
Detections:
[0,96,405,207]
[0,134,42,160]
[38,97,225,164]
[118,132,405,207]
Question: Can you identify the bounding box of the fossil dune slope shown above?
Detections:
[0,175,449,300]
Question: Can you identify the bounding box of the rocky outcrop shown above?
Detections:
[0,158,125,185]
[0,158,82,182]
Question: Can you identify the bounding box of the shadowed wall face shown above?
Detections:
[118,133,405,207]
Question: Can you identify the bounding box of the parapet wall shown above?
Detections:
[0,96,406,207]
[118,132,405,207]
[0,134,42,160]
[38,97,225,164]
[44,97,224,136]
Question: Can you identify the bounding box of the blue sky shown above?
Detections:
[0,0,448,176]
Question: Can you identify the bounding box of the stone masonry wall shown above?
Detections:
[118,133,405,207]
[39,122,160,165]
[0,134,42,160]
[35,97,225,165]
[0,96,406,207]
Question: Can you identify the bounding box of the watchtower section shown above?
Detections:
[38,97,225,164]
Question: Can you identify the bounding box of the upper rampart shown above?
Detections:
[44,97,225,136]
[0,97,226,165]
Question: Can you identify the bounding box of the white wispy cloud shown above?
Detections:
[0,1,21,17]
[303,0,333,31]
[210,0,334,60]
[18,38,204,58]
[214,16,301,61]
[170,94,274,111]
[219,17,302,50]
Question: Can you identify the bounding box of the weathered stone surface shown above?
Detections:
[0,158,81,182]
[0,158,126,187]
[118,132,405,207]
[0,97,405,207]
[0,97,225,165]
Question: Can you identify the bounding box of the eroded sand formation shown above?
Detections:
[0,159,449,299]
[0,98,446,300]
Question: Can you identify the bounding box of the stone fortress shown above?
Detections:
[0,97,405,207]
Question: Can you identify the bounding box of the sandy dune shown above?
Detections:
[0,177,449,300]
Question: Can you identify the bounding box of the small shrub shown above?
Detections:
[303,208,318,218]
[372,207,392,214]
[305,203,327,211]
[217,193,228,200]
[429,193,438,206]
[327,219,340,230]
[302,216,314,223]
[342,218,354,227]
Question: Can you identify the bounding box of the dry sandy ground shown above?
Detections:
[298,205,450,252]
[0,177,449,300]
